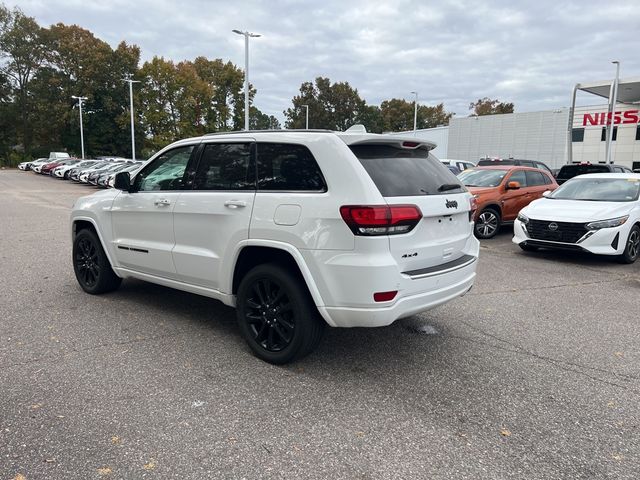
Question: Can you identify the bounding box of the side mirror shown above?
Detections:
[506,181,521,190]
[114,171,131,191]
[542,190,552,198]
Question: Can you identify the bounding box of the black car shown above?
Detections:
[555,162,633,185]
[477,157,554,177]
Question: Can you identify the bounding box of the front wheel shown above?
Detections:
[619,225,640,264]
[474,208,501,239]
[236,263,325,364]
[73,229,122,294]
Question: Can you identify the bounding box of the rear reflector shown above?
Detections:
[340,205,422,236]
[374,290,398,302]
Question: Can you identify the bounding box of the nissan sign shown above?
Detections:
[582,110,640,126]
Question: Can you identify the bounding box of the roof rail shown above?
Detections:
[203,129,334,137]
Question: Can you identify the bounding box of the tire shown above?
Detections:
[474,208,501,239]
[519,243,539,252]
[73,228,122,294]
[618,225,640,264]
[236,263,325,364]
[63,171,69,180]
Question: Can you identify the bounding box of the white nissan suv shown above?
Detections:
[71,129,480,363]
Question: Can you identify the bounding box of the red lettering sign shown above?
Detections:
[582,110,639,126]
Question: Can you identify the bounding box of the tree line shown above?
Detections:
[0,3,514,166]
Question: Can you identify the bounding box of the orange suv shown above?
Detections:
[459,166,558,238]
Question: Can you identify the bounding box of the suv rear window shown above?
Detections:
[477,159,517,166]
[557,164,610,180]
[257,143,326,191]
[350,145,465,197]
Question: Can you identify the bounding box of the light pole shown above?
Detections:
[232,29,261,131]
[302,104,309,129]
[71,95,88,158]
[123,76,141,160]
[605,60,620,164]
[411,91,418,134]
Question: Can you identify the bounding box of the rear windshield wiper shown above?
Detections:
[438,183,462,192]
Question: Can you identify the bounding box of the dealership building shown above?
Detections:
[394,77,640,170]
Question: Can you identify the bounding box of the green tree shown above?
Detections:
[380,98,453,131]
[284,77,366,131]
[469,97,514,116]
[250,106,280,130]
[0,5,48,155]
[355,105,384,133]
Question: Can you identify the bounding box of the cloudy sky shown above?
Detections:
[12,0,640,123]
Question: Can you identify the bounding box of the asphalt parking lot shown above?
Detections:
[1,169,639,480]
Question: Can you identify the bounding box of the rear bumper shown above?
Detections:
[306,235,480,328]
[319,263,476,327]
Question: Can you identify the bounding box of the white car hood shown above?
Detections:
[523,198,634,222]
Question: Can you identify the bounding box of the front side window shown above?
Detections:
[257,143,326,191]
[193,143,254,190]
[507,170,527,187]
[135,145,194,191]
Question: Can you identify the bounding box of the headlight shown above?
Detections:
[586,215,629,230]
[517,212,529,224]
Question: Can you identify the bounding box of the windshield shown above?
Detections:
[349,145,465,196]
[459,169,508,187]
[550,178,640,202]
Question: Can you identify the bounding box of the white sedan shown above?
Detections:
[513,173,640,263]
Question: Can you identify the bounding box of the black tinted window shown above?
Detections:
[557,165,610,180]
[478,159,516,166]
[350,145,464,196]
[525,170,546,186]
[193,143,253,190]
[572,128,585,142]
[257,143,326,191]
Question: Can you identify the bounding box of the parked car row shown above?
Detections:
[20,156,144,188]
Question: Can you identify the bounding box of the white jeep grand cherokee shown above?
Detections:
[71,129,479,363]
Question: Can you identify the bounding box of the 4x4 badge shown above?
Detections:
[445,199,458,209]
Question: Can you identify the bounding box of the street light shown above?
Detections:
[71,95,88,158]
[232,29,261,131]
[123,76,141,160]
[302,104,309,129]
[410,91,418,134]
[605,60,620,164]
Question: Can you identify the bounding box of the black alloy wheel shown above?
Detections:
[72,229,122,294]
[474,208,501,239]
[619,225,640,264]
[236,263,324,364]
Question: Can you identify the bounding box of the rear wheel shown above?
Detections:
[474,208,501,239]
[236,263,324,364]
[619,225,640,264]
[73,228,122,294]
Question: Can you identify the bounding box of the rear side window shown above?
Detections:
[350,145,464,197]
[557,165,610,180]
[257,143,326,191]
[193,143,254,190]
[525,170,547,186]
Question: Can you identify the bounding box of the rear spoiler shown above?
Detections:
[336,134,436,152]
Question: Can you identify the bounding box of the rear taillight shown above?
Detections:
[469,196,478,221]
[340,205,422,236]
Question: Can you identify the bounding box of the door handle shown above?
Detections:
[154,199,171,206]
[224,200,247,208]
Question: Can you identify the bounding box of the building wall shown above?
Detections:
[388,126,449,158]
[571,104,640,168]
[446,104,640,169]
[448,110,569,168]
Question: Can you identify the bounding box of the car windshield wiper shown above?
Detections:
[438,184,462,192]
